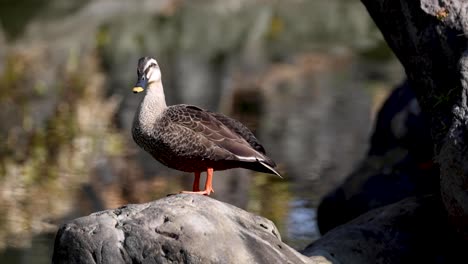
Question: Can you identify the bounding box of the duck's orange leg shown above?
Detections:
[181,168,215,195]
[193,172,200,192]
[204,168,215,195]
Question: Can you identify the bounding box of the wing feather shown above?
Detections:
[164,105,264,161]
[209,111,266,154]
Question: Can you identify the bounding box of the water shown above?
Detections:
[0,234,55,264]
[287,199,319,249]
[0,0,403,262]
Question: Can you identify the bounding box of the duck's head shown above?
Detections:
[133,57,161,93]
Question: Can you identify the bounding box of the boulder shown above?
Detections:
[307,195,464,263]
[317,81,439,234]
[52,194,316,264]
[53,193,468,263]
[361,0,468,240]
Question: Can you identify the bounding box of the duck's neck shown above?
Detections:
[135,81,167,133]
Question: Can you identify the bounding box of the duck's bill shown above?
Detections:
[133,78,147,93]
[133,87,145,93]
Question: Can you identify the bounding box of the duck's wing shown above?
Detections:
[164,105,268,163]
[208,111,266,154]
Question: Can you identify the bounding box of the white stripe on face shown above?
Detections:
[144,58,158,72]
[144,59,161,83]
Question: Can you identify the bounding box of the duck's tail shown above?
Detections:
[258,160,283,178]
[237,157,283,178]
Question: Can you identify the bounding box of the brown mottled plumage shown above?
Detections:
[209,111,266,154]
[131,57,281,195]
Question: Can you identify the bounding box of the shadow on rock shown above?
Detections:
[317,81,440,234]
[306,195,465,263]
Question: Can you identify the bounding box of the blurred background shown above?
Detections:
[0,0,404,263]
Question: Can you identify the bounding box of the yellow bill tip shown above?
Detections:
[132,87,144,93]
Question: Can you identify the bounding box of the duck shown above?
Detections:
[131,57,281,195]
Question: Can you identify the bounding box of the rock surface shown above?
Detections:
[307,195,464,263]
[54,194,466,264]
[52,194,315,264]
[361,0,468,239]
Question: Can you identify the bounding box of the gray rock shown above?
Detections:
[361,0,468,239]
[52,194,315,264]
[306,195,462,263]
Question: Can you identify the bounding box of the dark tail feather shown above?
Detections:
[258,160,283,178]
[239,159,283,178]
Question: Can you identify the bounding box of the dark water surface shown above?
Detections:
[0,0,403,262]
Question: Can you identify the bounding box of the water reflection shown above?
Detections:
[0,0,403,263]
[0,233,55,264]
[287,199,319,249]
